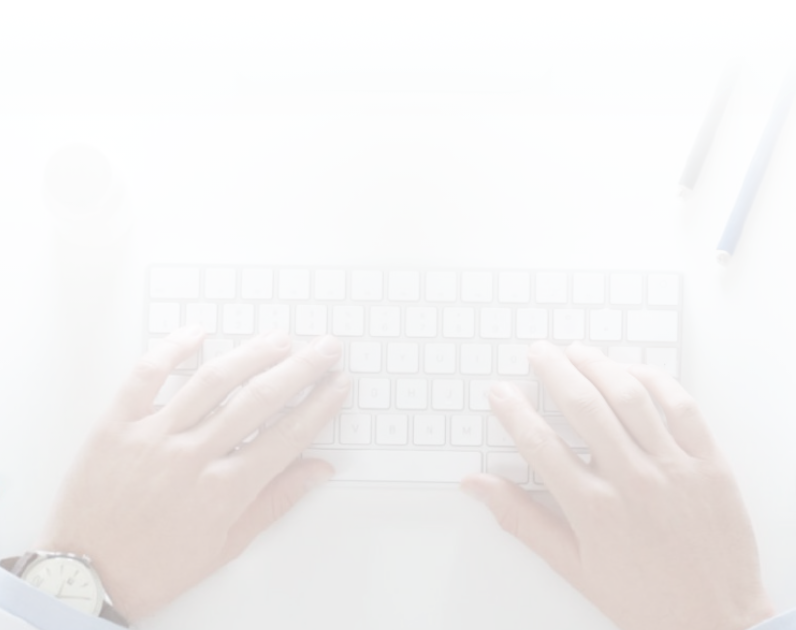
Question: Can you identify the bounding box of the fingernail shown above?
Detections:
[266,329,291,348]
[490,381,517,401]
[460,480,488,502]
[305,467,334,490]
[183,324,205,338]
[313,334,342,357]
[332,372,351,391]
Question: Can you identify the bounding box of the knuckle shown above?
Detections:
[193,362,229,391]
[564,388,605,419]
[613,382,650,411]
[130,356,169,387]
[247,376,283,407]
[669,396,700,420]
[516,426,559,461]
[275,416,313,451]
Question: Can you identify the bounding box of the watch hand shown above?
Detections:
[58,595,92,601]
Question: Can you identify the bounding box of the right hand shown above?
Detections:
[462,341,775,630]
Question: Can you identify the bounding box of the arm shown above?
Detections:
[462,341,776,630]
[25,326,348,624]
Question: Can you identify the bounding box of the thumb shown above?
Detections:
[461,473,581,582]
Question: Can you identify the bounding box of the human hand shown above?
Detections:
[35,326,349,623]
[462,341,774,630]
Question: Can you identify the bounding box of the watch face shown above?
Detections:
[22,556,103,616]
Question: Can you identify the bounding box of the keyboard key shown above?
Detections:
[202,339,235,362]
[205,268,237,299]
[451,415,483,446]
[259,304,290,333]
[442,308,475,338]
[406,307,437,337]
[148,339,198,370]
[295,305,328,336]
[388,271,420,301]
[480,307,512,339]
[498,271,531,303]
[462,272,493,303]
[460,344,492,375]
[487,415,514,447]
[387,343,419,374]
[432,379,464,410]
[535,272,567,303]
[553,309,585,340]
[352,270,383,301]
[413,414,446,446]
[487,452,528,484]
[332,305,365,336]
[222,304,255,334]
[304,449,482,483]
[314,269,347,300]
[608,346,643,364]
[516,308,549,339]
[425,271,457,302]
[241,268,273,299]
[468,380,494,411]
[349,342,382,373]
[627,310,678,342]
[148,303,180,333]
[376,414,409,445]
[589,309,622,341]
[647,273,680,306]
[610,273,643,305]
[278,269,311,300]
[396,379,428,409]
[185,303,218,334]
[424,343,456,374]
[497,344,529,375]
[358,378,391,409]
[150,267,200,299]
[339,414,372,444]
[370,306,401,337]
[572,272,605,304]
[645,347,678,376]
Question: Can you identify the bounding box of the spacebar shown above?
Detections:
[303,449,483,483]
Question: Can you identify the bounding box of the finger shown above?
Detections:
[626,363,718,459]
[163,330,292,432]
[529,341,642,467]
[489,381,592,514]
[112,325,205,421]
[565,343,680,458]
[215,458,333,567]
[461,473,581,583]
[194,335,343,453]
[213,371,350,494]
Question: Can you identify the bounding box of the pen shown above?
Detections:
[678,59,741,200]
[716,63,796,265]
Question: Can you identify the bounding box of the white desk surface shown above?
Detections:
[1,5,795,629]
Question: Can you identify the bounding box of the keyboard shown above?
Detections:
[145,266,682,489]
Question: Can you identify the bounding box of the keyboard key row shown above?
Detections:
[312,413,586,449]
[150,268,680,306]
[149,302,678,342]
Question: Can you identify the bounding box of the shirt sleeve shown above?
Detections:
[749,610,796,630]
[0,568,123,630]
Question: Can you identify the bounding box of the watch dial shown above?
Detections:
[24,557,102,616]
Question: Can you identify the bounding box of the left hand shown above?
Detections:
[35,326,349,622]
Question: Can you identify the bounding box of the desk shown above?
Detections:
[1,14,795,629]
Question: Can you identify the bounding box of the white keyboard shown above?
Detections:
[145,266,682,489]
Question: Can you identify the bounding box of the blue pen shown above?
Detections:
[716,63,796,265]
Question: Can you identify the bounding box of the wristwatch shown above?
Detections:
[0,551,129,627]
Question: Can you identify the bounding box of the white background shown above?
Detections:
[1,2,795,629]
